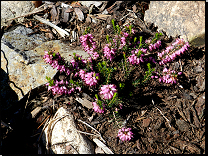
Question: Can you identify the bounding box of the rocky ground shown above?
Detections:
[1,1,205,154]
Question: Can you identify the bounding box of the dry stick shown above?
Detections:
[77,119,106,143]
[33,15,70,38]
[152,99,172,128]
[37,115,51,130]
[76,130,100,137]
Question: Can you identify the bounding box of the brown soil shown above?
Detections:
[1,1,205,154]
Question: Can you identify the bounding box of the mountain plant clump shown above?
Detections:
[43,19,190,142]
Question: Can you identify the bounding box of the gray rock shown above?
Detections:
[42,107,94,154]
[144,1,205,47]
[1,37,90,106]
[1,1,35,27]
[2,25,47,51]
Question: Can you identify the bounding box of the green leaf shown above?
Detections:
[70,79,74,84]
[116,25,121,34]
[112,19,116,32]
[95,94,99,100]
[140,36,143,43]
[52,52,56,57]
[155,33,158,38]
[134,37,137,43]
[106,35,109,43]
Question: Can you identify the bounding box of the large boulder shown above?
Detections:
[144,1,205,47]
[1,26,89,110]
[1,1,35,27]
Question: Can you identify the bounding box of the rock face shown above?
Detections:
[1,1,35,27]
[1,26,89,110]
[1,25,47,51]
[144,1,205,47]
[42,107,94,154]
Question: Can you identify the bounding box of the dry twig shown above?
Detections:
[33,15,69,38]
[77,119,106,143]
[152,99,172,128]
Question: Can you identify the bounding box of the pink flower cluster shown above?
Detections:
[92,101,105,113]
[80,34,99,60]
[79,69,100,87]
[158,38,190,65]
[158,68,182,84]
[100,84,117,100]
[117,127,134,142]
[103,43,116,61]
[46,80,81,95]
[127,48,147,65]
[149,40,162,51]
[43,51,71,75]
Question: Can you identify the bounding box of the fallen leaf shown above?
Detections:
[74,8,84,21]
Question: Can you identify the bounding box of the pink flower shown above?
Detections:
[100,84,117,99]
[84,72,99,86]
[92,101,105,113]
[103,44,116,61]
[117,127,134,142]
[80,34,99,60]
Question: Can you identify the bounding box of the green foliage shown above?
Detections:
[97,61,116,84]
[132,63,155,86]
[106,35,109,43]
[139,36,143,48]
[112,19,116,33]
[151,32,163,44]
[83,27,91,35]
[46,76,54,86]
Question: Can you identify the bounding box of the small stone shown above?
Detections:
[175,62,180,69]
[106,25,111,29]
[176,119,189,132]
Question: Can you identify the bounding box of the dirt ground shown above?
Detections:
[1,1,205,154]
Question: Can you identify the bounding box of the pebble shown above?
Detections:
[106,25,111,29]
[174,62,180,69]
[176,119,189,132]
